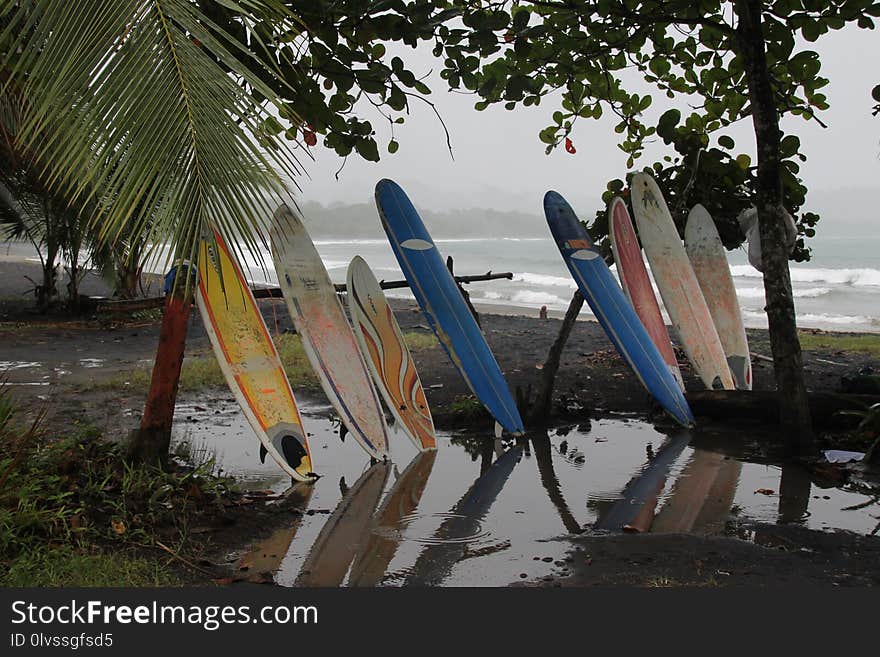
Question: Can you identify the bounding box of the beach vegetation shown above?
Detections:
[0,385,237,585]
[403,331,438,351]
[94,334,320,394]
[798,331,880,358]
[449,395,488,420]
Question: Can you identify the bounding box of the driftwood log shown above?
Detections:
[95,271,514,314]
[686,390,880,428]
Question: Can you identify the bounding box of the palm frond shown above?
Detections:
[1,0,304,282]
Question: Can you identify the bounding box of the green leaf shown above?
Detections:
[657,108,681,141]
[779,134,801,158]
[355,138,380,162]
[0,0,304,280]
[388,140,399,154]
[718,135,735,149]
[736,154,752,169]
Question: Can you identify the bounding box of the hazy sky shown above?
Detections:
[293,24,878,223]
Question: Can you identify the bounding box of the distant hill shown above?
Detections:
[297,201,546,239]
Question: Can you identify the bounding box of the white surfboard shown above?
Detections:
[685,204,752,390]
[630,173,734,390]
[270,205,390,460]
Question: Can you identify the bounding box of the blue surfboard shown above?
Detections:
[543,191,694,428]
[376,179,525,435]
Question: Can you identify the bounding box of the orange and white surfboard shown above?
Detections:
[346,256,436,451]
[195,229,314,481]
[685,204,752,390]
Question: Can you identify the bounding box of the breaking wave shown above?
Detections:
[731,265,880,287]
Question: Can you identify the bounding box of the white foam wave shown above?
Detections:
[513,272,577,289]
[511,290,569,306]
[313,239,386,246]
[742,310,878,328]
[731,265,880,287]
[736,286,831,299]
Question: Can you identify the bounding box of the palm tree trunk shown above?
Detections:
[734,0,813,449]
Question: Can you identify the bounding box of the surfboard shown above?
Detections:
[346,256,436,451]
[295,462,391,587]
[543,191,694,428]
[593,432,691,533]
[629,173,734,391]
[348,449,437,586]
[685,204,752,390]
[608,196,685,391]
[406,445,522,586]
[195,229,314,481]
[234,483,313,581]
[270,205,390,461]
[375,179,524,435]
[651,449,741,534]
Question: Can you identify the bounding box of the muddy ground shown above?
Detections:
[1,258,879,586]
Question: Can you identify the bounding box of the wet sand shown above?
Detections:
[2,255,879,587]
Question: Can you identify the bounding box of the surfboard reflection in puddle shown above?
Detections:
[234,483,313,584]
[593,431,691,533]
[404,442,522,586]
[295,461,390,587]
[349,450,437,587]
[591,433,743,536]
[652,448,742,535]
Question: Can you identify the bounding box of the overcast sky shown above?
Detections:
[294,25,878,224]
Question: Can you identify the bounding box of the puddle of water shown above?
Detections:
[172,400,880,587]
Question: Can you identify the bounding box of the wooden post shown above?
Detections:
[446,256,481,328]
[127,284,192,467]
[528,290,584,426]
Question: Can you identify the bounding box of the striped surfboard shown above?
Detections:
[347,256,436,451]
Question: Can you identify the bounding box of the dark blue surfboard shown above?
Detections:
[544,191,694,427]
[376,179,525,435]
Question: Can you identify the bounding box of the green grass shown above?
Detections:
[449,395,487,418]
[798,331,880,357]
[96,331,437,394]
[402,331,438,351]
[0,387,237,586]
[3,546,180,587]
[95,333,319,393]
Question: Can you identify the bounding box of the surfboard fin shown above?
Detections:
[259,443,268,464]
[494,421,503,439]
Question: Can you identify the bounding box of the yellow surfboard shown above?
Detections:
[195,229,314,482]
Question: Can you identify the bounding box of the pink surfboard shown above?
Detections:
[609,197,685,391]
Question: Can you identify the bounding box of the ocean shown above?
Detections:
[6,227,877,333]
[234,232,880,333]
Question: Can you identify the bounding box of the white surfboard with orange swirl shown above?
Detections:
[346,256,436,451]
